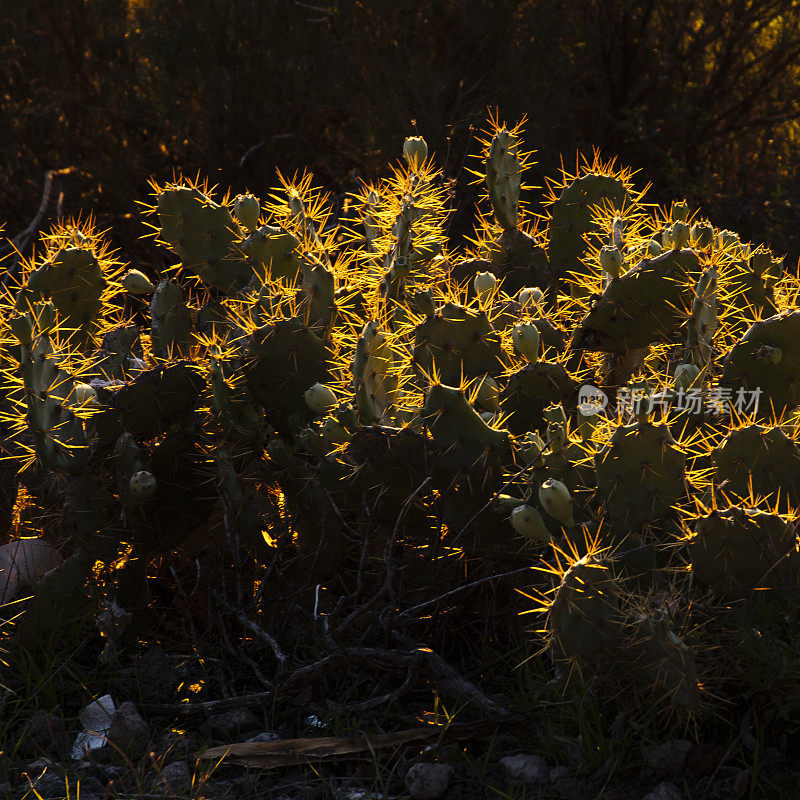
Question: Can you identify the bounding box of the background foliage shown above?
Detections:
[4,0,800,263]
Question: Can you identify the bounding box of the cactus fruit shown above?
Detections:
[690,221,713,249]
[403,136,428,168]
[304,382,337,414]
[518,286,544,309]
[599,245,624,278]
[122,269,156,295]
[129,470,157,500]
[511,321,540,363]
[671,220,690,249]
[539,478,575,527]
[511,504,550,542]
[473,271,497,301]
[673,363,701,391]
[233,193,261,232]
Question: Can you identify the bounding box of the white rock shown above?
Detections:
[643,740,692,775]
[642,781,684,800]
[0,539,63,604]
[405,762,452,799]
[72,695,116,759]
[500,753,549,784]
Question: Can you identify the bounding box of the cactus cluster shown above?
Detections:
[2,115,800,721]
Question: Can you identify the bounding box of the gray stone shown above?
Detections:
[106,701,150,759]
[643,740,692,776]
[245,731,281,743]
[23,772,65,799]
[159,761,191,794]
[405,762,452,800]
[552,776,591,800]
[500,753,550,784]
[76,776,105,796]
[18,710,69,758]
[641,782,684,800]
[206,708,260,737]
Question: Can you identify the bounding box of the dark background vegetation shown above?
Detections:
[4,0,800,265]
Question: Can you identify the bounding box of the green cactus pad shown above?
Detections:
[595,420,686,529]
[721,310,800,416]
[422,383,511,472]
[690,506,799,595]
[244,316,332,424]
[571,248,700,353]
[547,174,631,284]
[713,424,800,507]
[25,245,105,336]
[500,362,576,434]
[155,185,250,292]
[150,279,194,358]
[106,361,207,439]
[548,554,622,660]
[412,303,504,385]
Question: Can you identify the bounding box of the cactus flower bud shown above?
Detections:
[234,193,261,232]
[539,478,575,528]
[672,200,689,222]
[122,269,156,295]
[9,313,33,346]
[750,249,773,278]
[37,302,57,334]
[473,271,497,301]
[130,470,157,500]
[577,403,597,441]
[520,431,546,466]
[518,286,544,308]
[511,504,550,542]
[322,416,350,446]
[72,382,99,406]
[648,239,663,257]
[599,245,624,278]
[304,382,337,414]
[716,229,741,254]
[413,289,436,317]
[690,222,713,249]
[475,375,500,412]
[672,220,690,249]
[674,363,701,391]
[511,322,540,362]
[661,227,674,250]
[403,136,428,168]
